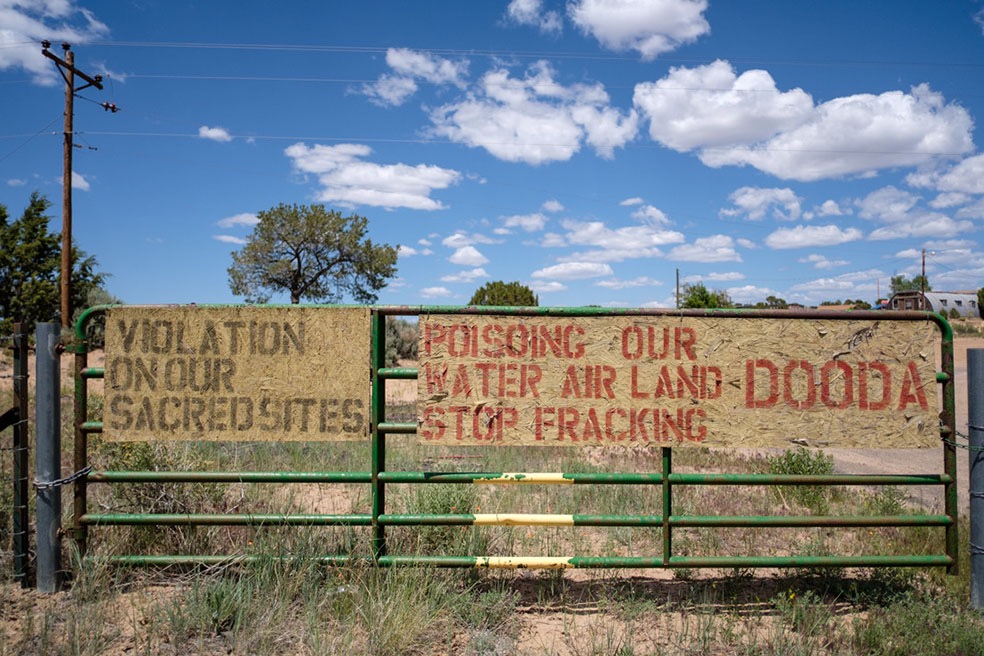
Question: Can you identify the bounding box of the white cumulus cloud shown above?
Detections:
[867,213,972,241]
[557,218,684,262]
[216,212,258,228]
[0,1,109,84]
[765,224,863,249]
[635,59,973,182]
[198,125,233,142]
[285,142,461,210]
[213,234,247,245]
[505,0,562,34]
[856,186,921,222]
[70,171,90,191]
[595,276,663,289]
[420,286,453,298]
[362,48,468,107]
[700,84,973,181]
[668,235,742,262]
[449,246,489,266]
[441,267,488,283]
[531,280,567,293]
[720,186,802,221]
[502,212,548,232]
[635,60,814,151]
[906,153,984,195]
[532,262,614,280]
[430,61,637,164]
[800,254,848,269]
[568,0,710,59]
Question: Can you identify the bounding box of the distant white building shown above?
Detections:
[889,291,980,318]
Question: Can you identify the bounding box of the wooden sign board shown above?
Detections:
[417,315,940,448]
[103,306,370,441]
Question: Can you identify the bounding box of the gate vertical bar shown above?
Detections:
[72,328,89,557]
[371,311,386,559]
[11,323,29,586]
[35,322,61,592]
[940,320,958,574]
[662,447,672,566]
[968,349,984,609]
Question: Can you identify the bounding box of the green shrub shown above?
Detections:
[384,317,418,367]
[767,448,835,514]
[864,485,908,516]
[90,440,228,554]
[952,320,981,336]
[852,591,984,655]
[401,482,488,556]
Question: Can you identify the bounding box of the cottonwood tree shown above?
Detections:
[468,280,538,306]
[228,204,397,304]
[680,282,732,309]
[890,274,931,295]
[0,192,107,334]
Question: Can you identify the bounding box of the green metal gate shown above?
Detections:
[69,306,958,572]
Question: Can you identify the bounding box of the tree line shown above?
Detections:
[4,196,979,342]
[0,192,111,336]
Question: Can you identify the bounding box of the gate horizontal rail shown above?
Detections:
[79,511,951,529]
[85,470,951,485]
[103,554,955,569]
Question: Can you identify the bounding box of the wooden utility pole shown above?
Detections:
[921,249,927,311]
[41,42,105,329]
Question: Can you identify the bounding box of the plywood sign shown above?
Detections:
[417,315,940,448]
[103,306,370,441]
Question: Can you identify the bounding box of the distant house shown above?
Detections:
[889,291,980,318]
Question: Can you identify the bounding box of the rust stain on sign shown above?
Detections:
[417,315,939,448]
[103,306,370,441]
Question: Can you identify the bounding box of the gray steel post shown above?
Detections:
[35,323,62,593]
[969,349,984,610]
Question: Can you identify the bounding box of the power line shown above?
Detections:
[121,72,820,95]
[66,130,973,158]
[0,118,60,163]
[89,39,984,70]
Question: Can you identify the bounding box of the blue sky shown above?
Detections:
[2,1,983,308]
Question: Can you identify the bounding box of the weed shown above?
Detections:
[89,440,229,555]
[864,485,908,516]
[951,319,982,336]
[456,584,519,631]
[852,590,984,655]
[793,531,845,580]
[767,448,835,515]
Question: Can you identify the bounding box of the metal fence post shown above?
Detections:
[35,323,62,593]
[371,311,387,559]
[969,349,984,610]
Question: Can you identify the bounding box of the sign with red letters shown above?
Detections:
[417,315,939,448]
